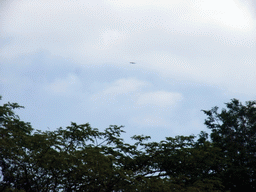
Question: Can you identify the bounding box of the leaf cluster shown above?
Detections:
[1,97,256,191]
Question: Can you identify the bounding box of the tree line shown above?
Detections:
[1,96,256,191]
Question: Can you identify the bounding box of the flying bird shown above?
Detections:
[130,62,136,64]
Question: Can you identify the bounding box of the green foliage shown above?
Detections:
[203,99,256,191]
[0,96,256,191]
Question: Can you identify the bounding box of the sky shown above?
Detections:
[1,0,256,142]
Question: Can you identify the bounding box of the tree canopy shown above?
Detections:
[1,96,256,191]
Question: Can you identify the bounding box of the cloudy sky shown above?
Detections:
[1,0,256,142]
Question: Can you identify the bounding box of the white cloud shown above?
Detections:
[193,0,254,31]
[91,78,148,102]
[131,114,168,127]
[104,0,188,10]
[103,78,147,95]
[106,0,254,32]
[1,0,256,95]
[136,91,183,107]
[45,74,82,95]
[1,0,254,58]
[94,29,127,50]
[136,49,256,95]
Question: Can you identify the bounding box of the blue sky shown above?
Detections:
[1,0,256,142]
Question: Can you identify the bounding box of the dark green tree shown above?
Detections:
[153,135,223,191]
[203,99,256,191]
[4,96,255,191]
[0,96,34,191]
[0,97,172,191]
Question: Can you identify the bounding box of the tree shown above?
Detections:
[203,99,256,191]
[4,96,256,191]
[0,97,171,191]
[0,96,34,191]
[153,135,223,191]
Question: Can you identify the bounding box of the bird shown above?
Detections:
[130,62,136,64]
